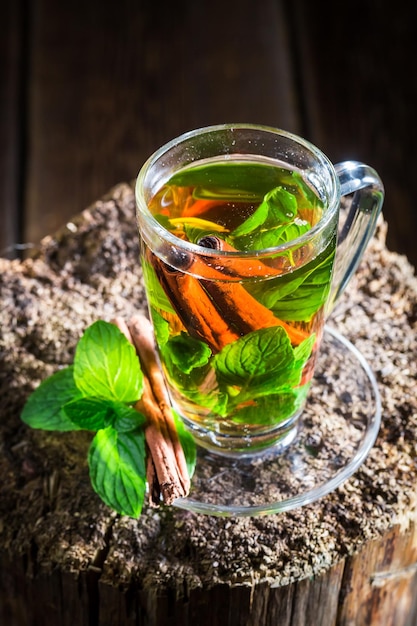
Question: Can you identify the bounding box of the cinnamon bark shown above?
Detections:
[135,377,186,505]
[111,316,189,506]
[151,256,242,352]
[197,235,284,278]
[128,314,190,495]
[200,279,308,346]
[152,253,308,349]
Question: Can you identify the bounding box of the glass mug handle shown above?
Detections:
[328,160,385,309]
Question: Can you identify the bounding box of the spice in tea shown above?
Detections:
[141,160,336,442]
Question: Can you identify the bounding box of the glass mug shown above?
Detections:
[135,124,384,457]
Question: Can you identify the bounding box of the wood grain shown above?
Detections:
[289,0,417,267]
[338,522,417,625]
[23,0,300,245]
[0,0,25,256]
[1,0,416,268]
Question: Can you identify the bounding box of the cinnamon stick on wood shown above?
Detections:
[112,316,189,506]
[128,313,191,492]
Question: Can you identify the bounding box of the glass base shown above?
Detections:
[179,410,302,459]
[174,326,381,517]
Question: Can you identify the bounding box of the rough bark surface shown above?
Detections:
[0,183,416,626]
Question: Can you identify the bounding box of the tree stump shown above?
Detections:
[1,183,416,626]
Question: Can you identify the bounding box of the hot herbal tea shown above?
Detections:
[139,157,336,452]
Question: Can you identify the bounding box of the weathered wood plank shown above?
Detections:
[338,522,417,626]
[0,0,25,257]
[24,0,299,245]
[289,0,417,267]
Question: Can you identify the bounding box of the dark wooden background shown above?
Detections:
[2,0,417,267]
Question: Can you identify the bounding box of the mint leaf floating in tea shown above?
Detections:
[230,185,310,253]
[212,327,314,426]
[168,161,300,201]
[20,316,194,517]
[142,157,332,446]
[214,326,296,390]
[248,239,335,323]
[164,332,212,375]
[229,389,307,427]
[141,259,176,315]
[231,186,297,237]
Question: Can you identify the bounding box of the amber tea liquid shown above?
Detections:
[140,157,336,454]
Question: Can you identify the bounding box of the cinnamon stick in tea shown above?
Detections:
[152,249,307,348]
[197,235,284,278]
[151,256,241,353]
[199,279,308,346]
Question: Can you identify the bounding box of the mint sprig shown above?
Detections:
[229,185,310,253]
[157,315,315,423]
[21,366,84,431]
[20,320,195,518]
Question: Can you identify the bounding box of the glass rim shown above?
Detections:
[135,123,340,260]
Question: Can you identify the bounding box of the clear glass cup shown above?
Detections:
[135,124,384,457]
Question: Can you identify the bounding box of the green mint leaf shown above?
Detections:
[74,320,143,402]
[231,384,309,426]
[231,196,270,237]
[63,397,146,432]
[293,333,316,366]
[142,260,175,314]
[88,426,146,518]
[172,410,197,478]
[249,242,335,322]
[232,186,297,239]
[150,307,171,347]
[165,332,211,374]
[154,214,172,230]
[234,217,310,252]
[161,339,228,416]
[213,327,314,406]
[214,326,295,389]
[261,186,298,223]
[230,186,312,252]
[112,403,146,432]
[63,397,114,430]
[168,162,293,200]
[233,223,299,251]
[178,385,229,417]
[21,366,83,431]
[248,262,307,306]
[270,269,332,322]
